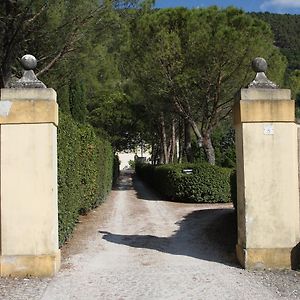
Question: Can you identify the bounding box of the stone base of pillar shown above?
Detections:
[236,244,292,269]
[0,251,61,277]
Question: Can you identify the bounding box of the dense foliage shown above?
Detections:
[124,7,286,164]
[1,2,299,168]
[135,163,233,203]
[57,113,113,245]
[253,13,300,70]
[254,13,300,116]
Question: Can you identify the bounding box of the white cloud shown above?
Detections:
[260,0,300,10]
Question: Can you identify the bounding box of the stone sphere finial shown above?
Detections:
[9,54,46,88]
[252,57,267,73]
[20,54,37,71]
[248,57,278,89]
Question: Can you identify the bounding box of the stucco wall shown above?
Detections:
[0,88,60,277]
[234,88,300,269]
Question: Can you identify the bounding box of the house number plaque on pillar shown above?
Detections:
[264,124,274,135]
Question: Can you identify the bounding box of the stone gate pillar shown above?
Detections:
[234,58,300,269]
[0,55,60,277]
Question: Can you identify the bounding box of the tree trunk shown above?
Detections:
[184,120,193,162]
[151,142,157,165]
[170,117,176,163]
[177,119,184,163]
[190,120,203,147]
[188,119,216,165]
[159,149,164,164]
[159,112,169,164]
[202,131,216,165]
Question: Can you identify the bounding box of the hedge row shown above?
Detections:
[135,163,234,203]
[58,113,114,245]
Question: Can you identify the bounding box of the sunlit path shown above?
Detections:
[0,171,299,299]
[38,171,297,300]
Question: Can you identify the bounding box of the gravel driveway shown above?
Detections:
[0,170,300,299]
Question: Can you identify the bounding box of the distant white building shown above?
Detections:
[117,144,151,170]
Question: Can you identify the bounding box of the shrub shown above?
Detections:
[58,113,113,245]
[136,163,234,203]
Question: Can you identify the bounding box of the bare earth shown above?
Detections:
[1,170,300,300]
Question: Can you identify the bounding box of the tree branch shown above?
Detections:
[24,4,47,26]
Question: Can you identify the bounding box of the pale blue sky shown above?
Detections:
[155,0,300,14]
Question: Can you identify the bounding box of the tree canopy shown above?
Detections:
[1,2,297,165]
[124,7,286,164]
[253,12,300,70]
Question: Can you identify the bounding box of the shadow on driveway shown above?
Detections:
[100,209,238,267]
[102,171,238,267]
[112,170,135,191]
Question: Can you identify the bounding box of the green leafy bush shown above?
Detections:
[58,113,113,245]
[136,163,234,203]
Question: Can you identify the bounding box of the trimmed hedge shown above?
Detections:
[58,113,113,245]
[135,163,234,203]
